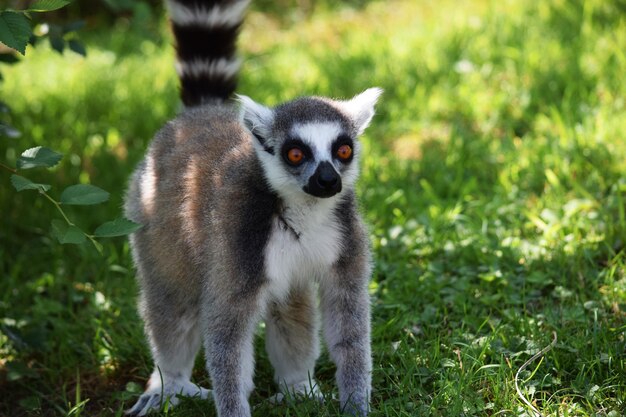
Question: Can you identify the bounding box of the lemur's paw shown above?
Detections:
[269,379,324,404]
[125,380,211,416]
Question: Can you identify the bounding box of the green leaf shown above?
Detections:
[17,146,63,169]
[68,39,86,56]
[0,52,19,64]
[18,396,40,411]
[0,11,31,55]
[60,184,110,205]
[10,174,51,192]
[26,0,71,12]
[49,35,65,54]
[125,381,143,394]
[94,218,142,237]
[51,219,86,244]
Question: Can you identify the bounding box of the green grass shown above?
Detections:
[1,0,626,415]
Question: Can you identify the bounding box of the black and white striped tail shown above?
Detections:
[166,0,249,106]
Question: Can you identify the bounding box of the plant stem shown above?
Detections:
[40,190,73,226]
[85,234,103,253]
[0,162,17,173]
[39,190,102,253]
[4,164,104,253]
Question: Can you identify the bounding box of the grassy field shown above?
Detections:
[1,0,626,415]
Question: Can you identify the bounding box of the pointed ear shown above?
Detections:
[237,95,274,149]
[341,87,383,135]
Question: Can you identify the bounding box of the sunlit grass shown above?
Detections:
[1,0,625,415]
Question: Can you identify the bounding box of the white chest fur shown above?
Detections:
[264,200,343,301]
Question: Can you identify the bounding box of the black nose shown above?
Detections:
[317,165,339,188]
[304,161,342,198]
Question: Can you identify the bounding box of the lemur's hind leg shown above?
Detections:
[126,285,210,416]
[265,283,323,401]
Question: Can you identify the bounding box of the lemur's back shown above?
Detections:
[125,0,254,283]
[124,105,278,292]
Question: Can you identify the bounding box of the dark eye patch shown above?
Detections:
[281,138,314,167]
[331,134,355,163]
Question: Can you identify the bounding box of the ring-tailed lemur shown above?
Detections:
[124,0,381,416]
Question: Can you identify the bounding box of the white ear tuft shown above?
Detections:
[342,87,383,135]
[236,94,274,144]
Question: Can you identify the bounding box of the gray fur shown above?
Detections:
[265,283,320,395]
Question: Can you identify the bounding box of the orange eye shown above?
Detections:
[337,144,352,160]
[286,147,304,164]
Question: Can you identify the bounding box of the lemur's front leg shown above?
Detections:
[320,264,372,416]
[203,288,263,417]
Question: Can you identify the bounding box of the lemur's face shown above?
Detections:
[239,89,381,201]
[270,120,358,199]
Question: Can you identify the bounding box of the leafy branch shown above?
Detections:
[3,146,141,252]
[0,2,115,252]
[0,0,86,56]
